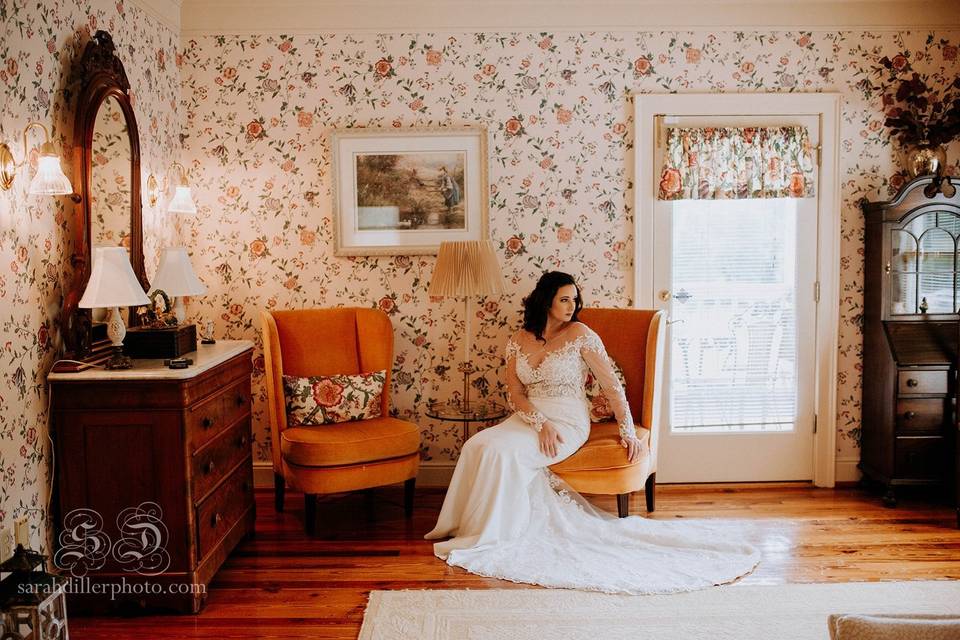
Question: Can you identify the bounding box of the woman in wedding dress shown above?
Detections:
[425,271,760,594]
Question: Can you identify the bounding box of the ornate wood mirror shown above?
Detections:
[62,31,146,359]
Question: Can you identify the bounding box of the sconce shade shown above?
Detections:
[151,247,206,296]
[428,240,505,298]
[167,185,197,214]
[28,152,73,196]
[79,247,150,308]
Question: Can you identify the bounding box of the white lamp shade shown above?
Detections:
[79,247,150,308]
[151,247,207,297]
[29,154,73,195]
[167,185,197,214]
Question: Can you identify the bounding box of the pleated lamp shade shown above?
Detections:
[428,240,504,298]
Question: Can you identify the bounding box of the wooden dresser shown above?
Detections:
[48,341,255,613]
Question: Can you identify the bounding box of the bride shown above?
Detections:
[425,271,760,594]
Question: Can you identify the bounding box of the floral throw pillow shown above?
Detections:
[584,360,628,423]
[283,370,386,425]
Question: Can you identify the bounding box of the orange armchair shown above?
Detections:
[260,308,421,534]
[549,308,666,517]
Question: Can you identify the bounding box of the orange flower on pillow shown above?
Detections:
[312,378,344,407]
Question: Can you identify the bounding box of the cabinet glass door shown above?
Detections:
[889,211,959,315]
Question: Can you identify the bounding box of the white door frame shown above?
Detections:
[633,92,842,488]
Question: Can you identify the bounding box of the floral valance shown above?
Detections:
[657,126,817,200]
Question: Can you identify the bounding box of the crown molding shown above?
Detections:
[180,0,960,36]
[131,0,182,34]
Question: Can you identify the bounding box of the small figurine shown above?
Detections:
[136,289,179,328]
[919,297,929,313]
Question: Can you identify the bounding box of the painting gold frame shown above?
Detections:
[331,126,489,256]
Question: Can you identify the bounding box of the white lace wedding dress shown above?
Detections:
[424,323,760,595]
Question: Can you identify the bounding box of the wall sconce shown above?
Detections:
[0,122,74,196]
[146,162,197,214]
[146,173,160,207]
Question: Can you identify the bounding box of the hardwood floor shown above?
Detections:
[70,484,960,639]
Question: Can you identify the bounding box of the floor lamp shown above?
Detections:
[428,240,504,411]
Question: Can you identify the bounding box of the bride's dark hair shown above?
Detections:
[522,271,583,342]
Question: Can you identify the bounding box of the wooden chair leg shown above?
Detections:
[274,473,285,513]
[617,493,630,518]
[645,472,656,512]
[404,478,416,518]
[304,493,317,535]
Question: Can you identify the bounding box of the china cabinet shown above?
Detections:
[861,175,959,521]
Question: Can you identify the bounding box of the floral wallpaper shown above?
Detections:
[180,30,960,470]
[0,0,181,548]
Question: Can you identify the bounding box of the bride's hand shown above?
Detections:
[538,421,565,458]
[620,436,645,463]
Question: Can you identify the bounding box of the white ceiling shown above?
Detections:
[142,0,960,36]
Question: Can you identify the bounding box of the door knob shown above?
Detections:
[659,289,692,303]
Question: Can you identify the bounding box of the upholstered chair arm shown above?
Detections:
[260,310,288,474]
[641,310,667,473]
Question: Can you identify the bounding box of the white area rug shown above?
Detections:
[358,581,960,640]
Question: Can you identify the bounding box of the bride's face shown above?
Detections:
[548,284,579,325]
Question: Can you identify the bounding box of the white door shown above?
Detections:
[654,115,820,483]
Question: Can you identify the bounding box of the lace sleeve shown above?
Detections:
[579,330,637,441]
[505,337,547,432]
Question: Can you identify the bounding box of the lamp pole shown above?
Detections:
[463,295,472,412]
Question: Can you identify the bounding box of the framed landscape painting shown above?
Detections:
[331,126,489,255]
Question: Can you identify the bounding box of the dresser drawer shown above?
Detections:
[897,370,948,395]
[895,436,947,480]
[187,377,251,452]
[196,458,253,559]
[895,398,948,434]
[191,418,253,503]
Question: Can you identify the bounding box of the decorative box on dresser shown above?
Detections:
[48,341,255,613]
[860,176,959,523]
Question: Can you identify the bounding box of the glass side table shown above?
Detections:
[425,400,509,442]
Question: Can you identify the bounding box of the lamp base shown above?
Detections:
[104,345,134,370]
[458,361,477,412]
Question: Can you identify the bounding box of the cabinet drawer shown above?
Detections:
[895,398,948,434]
[187,378,251,452]
[196,458,253,559]
[191,418,253,503]
[897,370,948,395]
[895,436,947,480]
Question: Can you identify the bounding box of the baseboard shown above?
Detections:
[253,460,455,488]
[416,462,455,487]
[257,459,862,489]
[836,456,862,483]
[253,462,274,488]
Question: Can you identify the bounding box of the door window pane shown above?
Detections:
[669,199,797,433]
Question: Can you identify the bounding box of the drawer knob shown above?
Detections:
[235,395,245,407]
[906,378,919,388]
[904,411,916,420]
[205,461,216,475]
[239,435,249,447]
[212,512,223,527]
[202,417,214,429]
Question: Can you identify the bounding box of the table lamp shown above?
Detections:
[78,247,150,369]
[150,247,207,324]
[428,240,504,411]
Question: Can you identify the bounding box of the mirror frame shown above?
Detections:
[62,31,146,358]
